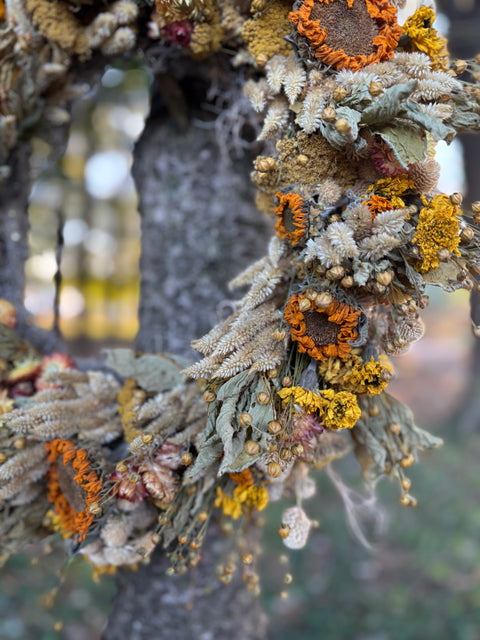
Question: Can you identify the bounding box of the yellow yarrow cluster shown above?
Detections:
[214,484,268,520]
[45,509,74,539]
[277,386,325,413]
[343,356,394,396]
[402,7,449,70]
[412,194,461,273]
[366,175,415,198]
[278,386,361,430]
[242,0,293,64]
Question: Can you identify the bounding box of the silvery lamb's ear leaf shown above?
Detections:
[320,106,362,148]
[104,349,184,393]
[360,81,417,125]
[423,261,469,292]
[400,100,456,141]
[373,123,426,168]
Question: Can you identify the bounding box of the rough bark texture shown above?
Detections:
[104,59,271,638]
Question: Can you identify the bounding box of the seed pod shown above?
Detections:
[326,265,344,280]
[369,81,383,96]
[141,433,153,444]
[400,453,415,468]
[316,292,333,309]
[298,298,311,311]
[297,154,309,166]
[390,423,401,434]
[461,227,474,243]
[268,420,282,435]
[450,192,463,205]
[291,443,304,456]
[335,118,351,133]
[322,107,336,122]
[278,524,291,539]
[333,87,347,102]
[203,390,216,403]
[244,440,260,456]
[181,452,193,466]
[376,271,392,286]
[257,391,270,405]
[239,413,252,427]
[242,553,253,565]
[274,328,286,341]
[267,461,282,478]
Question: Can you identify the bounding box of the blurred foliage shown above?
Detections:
[26,64,150,353]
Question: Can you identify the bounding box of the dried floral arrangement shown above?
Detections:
[2,0,480,594]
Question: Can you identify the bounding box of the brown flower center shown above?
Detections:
[283,207,297,233]
[56,455,87,513]
[310,0,380,58]
[303,310,341,346]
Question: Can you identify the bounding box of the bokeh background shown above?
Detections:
[2,2,480,638]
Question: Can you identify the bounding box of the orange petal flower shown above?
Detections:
[289,0,402,71]
[285,292,361,361]
[274,192,308,246]
[45,439,103,542]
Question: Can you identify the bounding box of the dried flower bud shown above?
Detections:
[369,81,383,96]
[401,477,412,491]
[437,248,451,262]
[89,502,102,515]
[242,553,253,565]
[284,573,293,584]
[268,420,282,435]
[297,154,309,166]
[244,440,260,456]
[267,461,282,478]
[333,87,347,102]
[256,53,268,67]
[298,298,311,311]
[282,376,292,387]
[316,292,333,309]
[326,266,345,280]
[472,201,480,213]
[0,453,7,464]
[322,107,336,122]
[268,369,278,379]
[181,452,193,466]
[341,276,354,288]
[278,524,291,539]
[203,390,216,403]
[256,157,276,172]
[178,534,188,545]
[368,405,380,417]
[335,118,351,133]
[400,453,415,468]
[376,271,392,286]
[450,192,463,205]
[257,391,270,405]
[14,438,26,450]
[274,328,286,341]
[461,227,474,243]
[373,283,387,294]
[291,443,304,456]
[198,510,208,523]
[390,423,401,434]
[454,59,468,74]
[279,448,292,461]
[141,433,153,444]
[239,413,252,427]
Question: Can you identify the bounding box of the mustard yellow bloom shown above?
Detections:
[215,484,269,520]
[402,7,449,70]
[278,386,325,414]
[343,356,394,396]
[366,175,415,198]
[234,485,268,512]
[320,389,361,430]
[412,194,461,273]
[215,487,243,520]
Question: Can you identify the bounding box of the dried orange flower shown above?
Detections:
[45,439,103,542]
[285,292,361,361]
[274,192,308,246]
[363,194,405,219]
[289,0,402,71]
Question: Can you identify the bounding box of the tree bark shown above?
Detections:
[104,57,271,638]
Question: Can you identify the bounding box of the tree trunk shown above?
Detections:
[104,57,271,639]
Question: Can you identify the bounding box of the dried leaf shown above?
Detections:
[104,349,185,393]
[360,81,417,126]
[423,262,467,292]
[374,124,426,169]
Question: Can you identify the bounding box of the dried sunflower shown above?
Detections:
[45,439,103,542]
[274,192,308,246]
[285,292,361,361]
[289,0,402,71]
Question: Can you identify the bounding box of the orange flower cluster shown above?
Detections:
[285,293,360,361]
[274,192,308,246]
[289,0,401,71]
[364,194,405,220]
[45,439,103,542]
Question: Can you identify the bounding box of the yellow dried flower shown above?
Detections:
[412,194,461,273]
[343,356,394,396]
[366,175,415,198]
[233,485,268,512]
[278,386,325,414]
[242,0,293,64]
[320,389,361,430]
[402,7,449,70]
[214,487,243,519]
